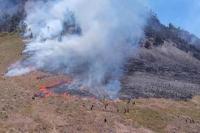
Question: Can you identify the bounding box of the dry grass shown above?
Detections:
[124,97,200,133]
[121,41,200,100]
[0,34,200,133]
[0,33,23,73]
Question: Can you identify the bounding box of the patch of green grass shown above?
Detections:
[0,33,23,72]
[166,107,200,121]
[123,98,200,133]
[0,111,8,121]
[20,104,33,115]
[126,107,171,133]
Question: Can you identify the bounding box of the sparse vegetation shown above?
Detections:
[0,7,200,133]
[121,14,200,100]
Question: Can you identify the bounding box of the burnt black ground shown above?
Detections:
[120,42,200,100]
[119,14,200,100]
[1,9,200,100]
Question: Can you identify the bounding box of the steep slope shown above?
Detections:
[120,14,200,100]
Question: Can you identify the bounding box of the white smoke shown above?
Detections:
[6,0,148,98]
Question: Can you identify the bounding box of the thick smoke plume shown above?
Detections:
[6,0,148,98]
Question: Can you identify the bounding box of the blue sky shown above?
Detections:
[149,0,200,37]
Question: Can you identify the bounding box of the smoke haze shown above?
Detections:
[0,0,24,19]
[6,0,148,98]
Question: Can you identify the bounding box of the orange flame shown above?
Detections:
[34,75,73,98]
[39,85,54,97]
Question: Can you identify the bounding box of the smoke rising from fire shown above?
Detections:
[6,0,148,98]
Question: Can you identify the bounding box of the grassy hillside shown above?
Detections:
[0,34,200,133]
[120,14,200,100]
